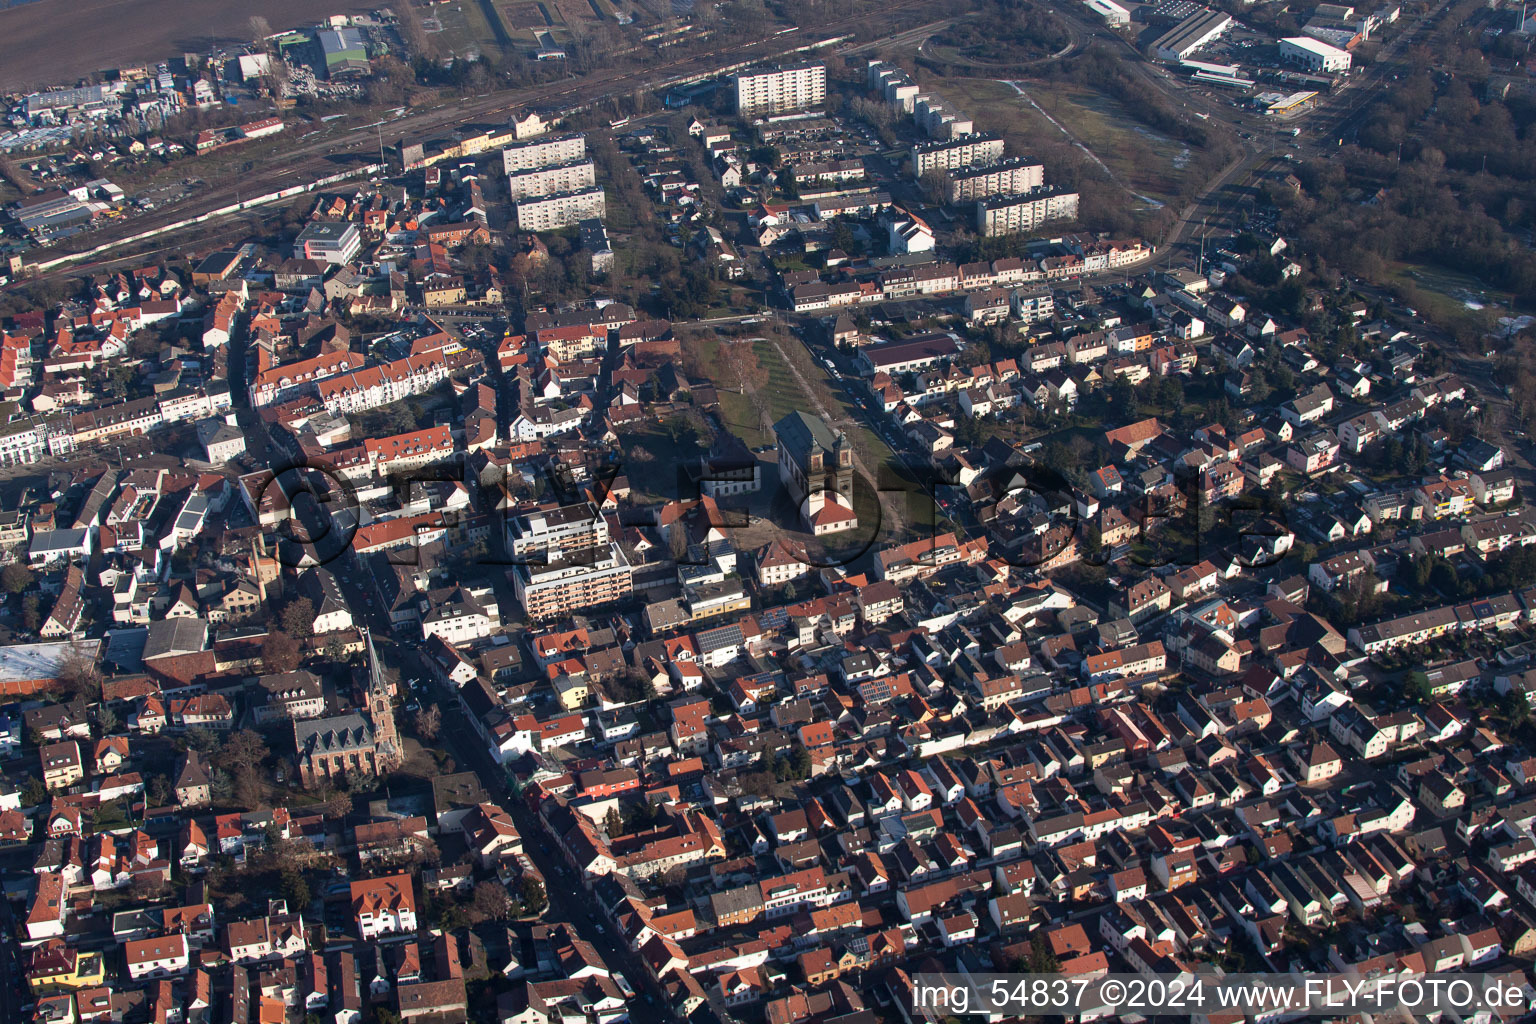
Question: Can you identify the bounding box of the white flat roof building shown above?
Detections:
[1152,8,1234,61]
[1084,0,1131,27]
[515,188,606,232]
[1280,36,1352,72]
[500,132,587,174]
[734,62,826,117]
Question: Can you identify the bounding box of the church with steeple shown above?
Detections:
[773,411,859,535]
[292,629,401,787]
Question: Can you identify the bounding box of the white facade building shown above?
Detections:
[1279,36,1353,72]
[500,132,587,173]
[733,62,827,116]
[515,188,606,232]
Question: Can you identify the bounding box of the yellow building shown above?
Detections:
[40,740,83,792]
[554,675,589,710]
[26,942,105,994]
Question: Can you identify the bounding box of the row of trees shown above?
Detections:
[931,0,1073,65]
[1278,4,1536,338]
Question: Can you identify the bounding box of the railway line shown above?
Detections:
[8,0,942,281]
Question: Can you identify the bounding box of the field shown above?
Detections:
[424,0,601,55]
[1389,261,1526,324]
[425,1,509,58]
[551,0,603,26]
[503,0,552,28]
[939,77,1189,202]
[0,0,377,92]
[683,329,939,549]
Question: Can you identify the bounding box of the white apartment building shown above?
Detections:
[421,595,494,646]
[293,221,362,265]
[914,95,973,139]
[505,159,596,200]
[910,133,1005,178]
[516,188,606,232]
[867,61,920,112]
[733,62,827,116]
[1011,286,1056,324]
[514,543,633,622]
[1280,35,1352,72]
[0,419,47,466]
[315,352,450,415]
[508,501,608,560]
[500,132,587,173]
[125,933,191,980]
[946,157,1046,203]
[976,188,1081,236]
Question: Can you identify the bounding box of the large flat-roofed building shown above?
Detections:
[733,62,826,116]
[910,133,1005,178]
[24,84,120,120]
[914,95,973,140]
[293,221,362,264]
[976,187,1081,236]
[515,187,606,232]
[867,61,920,113]
[508,501,608,561]
[514,543,633,621]
[14,191,94,238]
[318,27,370,77]
[508,500,632,620]
[1152,8,1234,60]
[500,132,587,173]
[580,218,614,274]
[945,157,1046,203]
[1084,0,1131,27]
[1279,35,1353,72]
[505,159,596,200]
[855,333,959,377]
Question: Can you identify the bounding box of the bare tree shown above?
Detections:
[470,881,513,922]
[920,168,950,207]
[414,705,441,740]
[55,643,102,702]
[323,789,353,819]
[396,0,435,60]
[262,631,303,674]
[280,598,315,639]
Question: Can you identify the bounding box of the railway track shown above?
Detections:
[10,1,943,279]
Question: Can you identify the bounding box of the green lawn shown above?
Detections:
[1388,261,1518,334]
[428,2,506,58]
[939,77,1188,201]
[683,333,810,448]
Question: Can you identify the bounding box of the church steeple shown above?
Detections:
[363,628,402,772]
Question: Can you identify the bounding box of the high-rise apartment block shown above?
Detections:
[910,133,1005,178]
[505,160,597,201]
[733,62,826,117]
[500,132,587,174]
[509,503,633,621]
[515,188,607,232]
[976,188,1081,237]
[945,157,1046,204]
